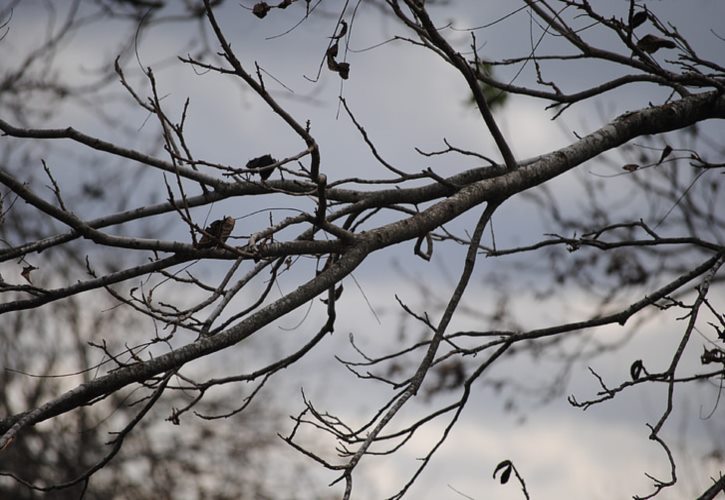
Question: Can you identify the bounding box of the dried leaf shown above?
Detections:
[622,163,640,172]
[252,2,271,18]
[701,347,725,365]
[657,145,673,165]
[630,359,645,380]
[332,20,348,40]
[326,43,350,79]
[336,62,350,79]
[493,460,513,484]
[327,41,339,60]
[414,233,433,261]
[21,264,38,284]
[637,34,677,54]
[630,10,648,29]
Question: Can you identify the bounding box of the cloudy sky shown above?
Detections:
[3,1,725,499]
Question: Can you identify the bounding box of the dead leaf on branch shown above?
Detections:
[414,233,433,261]
[657,145,673,164]
[701,347,725,365]
[630,359,647,380]
[252,1,293,19]
[327,41,338,59]
[326,41,350,79]
[493,459,513,484]
[630,10,648,30]
[21,264,38,284]
[252,2,271,19]
[622,163,640,172]
[333,61,350,79]
[332,20,347,40]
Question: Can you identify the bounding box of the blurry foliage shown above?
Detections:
[469,61,508,112]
